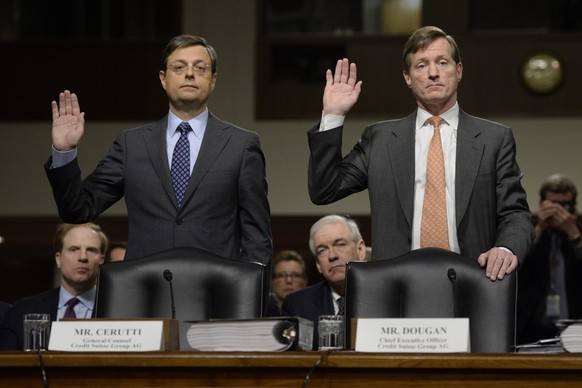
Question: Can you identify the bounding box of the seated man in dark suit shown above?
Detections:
[0,301,11,325]
[282,215,367,349]
[0,223,107,350]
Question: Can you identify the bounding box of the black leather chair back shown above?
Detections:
[95,247,267,321]
[345,248,516,352]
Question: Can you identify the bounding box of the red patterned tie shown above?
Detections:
[421,116,449,249]
[64,297,79,319]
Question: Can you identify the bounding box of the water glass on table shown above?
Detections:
[23,313,51,351]
[318,315,344,351]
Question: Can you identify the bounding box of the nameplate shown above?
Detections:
[48,320,170,352]
[354,318,470,353]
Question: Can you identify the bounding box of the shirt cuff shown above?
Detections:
[318,111,345,132]
[50,146,77,169]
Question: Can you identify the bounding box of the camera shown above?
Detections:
[556,200,575,214]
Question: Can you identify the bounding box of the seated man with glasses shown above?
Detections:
[282,215,367,349]
[266,250,308,316]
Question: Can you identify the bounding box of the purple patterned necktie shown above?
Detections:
[64,297,79,319]
[171,122,192,207]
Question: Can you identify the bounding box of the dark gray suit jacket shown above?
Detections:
[282,281,335,350]
[0,288,59,351]
[308,110,534,263]
[45,113,272,264]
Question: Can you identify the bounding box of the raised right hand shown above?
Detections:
[51,90,85,151]
[323,58,362,116]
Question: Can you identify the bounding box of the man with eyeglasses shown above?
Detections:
[282,215,367,349]
[266,250,308,316]
[517,174,582,344]
[44,35,272,266]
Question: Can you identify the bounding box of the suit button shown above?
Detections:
[176,218,182,225]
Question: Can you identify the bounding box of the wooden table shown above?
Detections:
[1,351,582,387]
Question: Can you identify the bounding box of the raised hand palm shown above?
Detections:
[322,59,362,116]
[51,91,85,151]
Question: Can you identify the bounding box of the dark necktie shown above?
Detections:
[64,297,79,319]
[337,297,345,316]
[171,122,192,207]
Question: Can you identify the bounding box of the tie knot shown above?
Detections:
[177,122,192,135]
[428,116,444,129]
[68,298,79,308]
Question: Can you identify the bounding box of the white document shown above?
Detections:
[355,318,470,353]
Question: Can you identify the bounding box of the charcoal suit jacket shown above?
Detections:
[308,110,534,263]
[45,113,272,264]
[282,281,335,350]
[0,288,59,351]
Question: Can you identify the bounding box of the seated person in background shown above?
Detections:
[0,301,11,324]
[266,250,308,316]
[105,241,127,262]
[517,174,582,344]
[0,223,107,350]
[282,215,367,349]
[364,247,372,261]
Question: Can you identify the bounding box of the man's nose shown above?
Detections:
[328,249,339,261]
[428,63,439,78]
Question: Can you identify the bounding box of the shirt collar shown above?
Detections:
[58,286,96,309]
[415,102,460,130]
[167,109,209,139]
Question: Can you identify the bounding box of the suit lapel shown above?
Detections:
[455,111,484,226]
[143,117,177,207]
[180,114,232,210]
[388,113,416,227]
[319,282,335,316]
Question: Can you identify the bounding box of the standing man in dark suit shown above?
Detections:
[45,35,272,264]
[307,26,533,281]
[517,174,582,344]
[0,223,107,350]
[282,215,367,349]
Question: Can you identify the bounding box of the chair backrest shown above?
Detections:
[95,247,267,321]
[345,248,516,352]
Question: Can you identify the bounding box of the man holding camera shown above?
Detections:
[517,174,582,344]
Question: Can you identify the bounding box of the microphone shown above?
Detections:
[447,268,459,317]
[163,269,176,319]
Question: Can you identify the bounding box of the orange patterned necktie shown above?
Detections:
[420,116,449,249]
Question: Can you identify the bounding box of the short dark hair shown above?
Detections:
[161,35,218,74]
[540,173,578,204]
[402,26,461,72]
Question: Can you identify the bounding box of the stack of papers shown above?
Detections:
[514,338,564,354]
[182,317,313,352]
[560,323,582,353]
